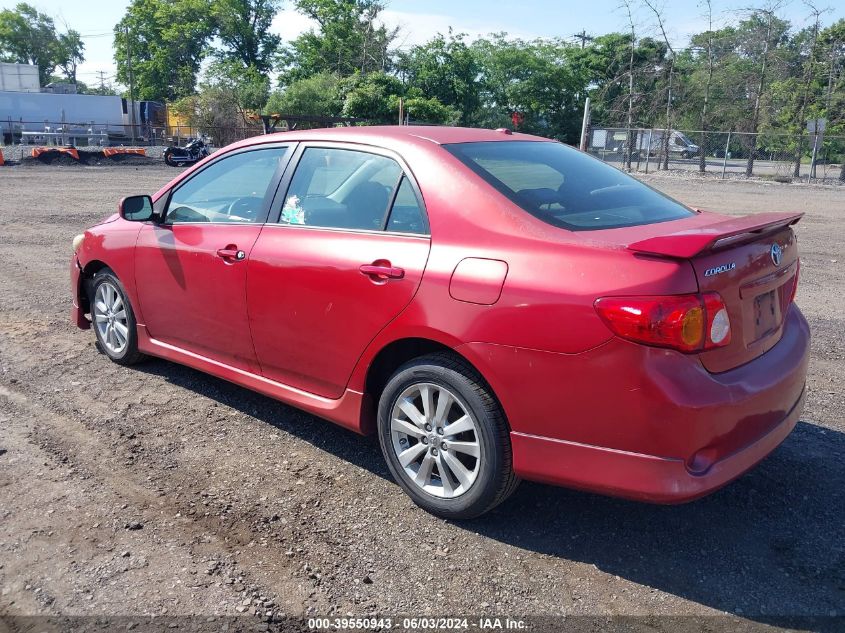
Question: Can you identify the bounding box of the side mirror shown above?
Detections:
[119,195,154,222]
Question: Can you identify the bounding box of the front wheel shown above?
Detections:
[377,353,519,519]
[90,269,146,365]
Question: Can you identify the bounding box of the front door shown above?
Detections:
[247,145,432,398]
[135,145,290,372]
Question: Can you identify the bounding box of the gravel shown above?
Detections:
[0,165,842,629]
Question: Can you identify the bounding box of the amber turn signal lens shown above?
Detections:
[681,306,704,347]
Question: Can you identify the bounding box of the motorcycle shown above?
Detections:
[163,137,210,167]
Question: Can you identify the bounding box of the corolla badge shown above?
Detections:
[771,243,783,266]
[703,262,736,277]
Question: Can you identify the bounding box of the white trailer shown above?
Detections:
[0,90,164,145]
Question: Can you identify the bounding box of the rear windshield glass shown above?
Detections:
[444,141,694,230]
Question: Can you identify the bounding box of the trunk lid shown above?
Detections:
[627,211,802,372]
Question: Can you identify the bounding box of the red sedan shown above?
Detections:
[70,127,809,519]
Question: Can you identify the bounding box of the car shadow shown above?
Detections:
[134,357,843,625]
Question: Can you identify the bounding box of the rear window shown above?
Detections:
[444,141,694,230]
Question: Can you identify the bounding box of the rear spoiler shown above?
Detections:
[627,212,803,259]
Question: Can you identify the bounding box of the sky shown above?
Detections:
[2,0,843,89]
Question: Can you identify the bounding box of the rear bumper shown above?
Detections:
[459,304,810,503]
[511,386,804,503]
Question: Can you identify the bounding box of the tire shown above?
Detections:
[163,150,181,167]
[377,353,519,519]
[90,268,146,366]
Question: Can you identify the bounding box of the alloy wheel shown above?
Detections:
[390,382,481,498]
[93,281,129,355]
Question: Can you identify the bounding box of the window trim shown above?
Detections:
[267,141,430,236]
[161,142,296,226]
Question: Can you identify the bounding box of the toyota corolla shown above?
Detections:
[70,126,809,519]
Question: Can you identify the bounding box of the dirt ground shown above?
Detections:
[0,164,843,631]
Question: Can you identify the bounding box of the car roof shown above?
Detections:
[229,125,554,153]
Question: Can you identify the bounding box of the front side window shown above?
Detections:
[280,147,402,231]
[167,147,287,224]
[444,141,694,231]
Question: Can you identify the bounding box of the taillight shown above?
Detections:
[594,293,731,353]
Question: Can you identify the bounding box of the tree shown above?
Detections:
[0,3,83,86]
[114,0,216,101]
[815,19,845,179]
[643,0,678,170]
[171,84,249,145]
[205,59,271,115]
[213,0,281,73]
[401,93,460,125]
[398,30,482,125]
[760,10,821,176]
[738,6,790,176]
[279,0,396,84]
[55,29,85,84]
[473,35,587,142]
[264,72,343,116]
[341,70,404,121]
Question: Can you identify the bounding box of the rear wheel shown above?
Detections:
[163,150,182,167]
[90,269,146,365]
[377,353,519,519]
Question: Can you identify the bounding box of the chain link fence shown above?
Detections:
[586,127,844,183]
[0,117,373,163]
[1,120,272,149]
[4,117,844,184]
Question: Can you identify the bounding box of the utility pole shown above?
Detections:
[579,97,591,151]
[826,39,843,181]
[622,0,635,171]
[573,30,593,49]
[125,25,136,144]
[96,70,107,92]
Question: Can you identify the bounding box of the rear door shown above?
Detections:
[247,143,431,398]
[134,144,292,372]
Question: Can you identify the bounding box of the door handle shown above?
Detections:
[217,247,245,261]
[359,263,405,280]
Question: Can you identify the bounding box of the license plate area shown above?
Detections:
[753,290,780,341]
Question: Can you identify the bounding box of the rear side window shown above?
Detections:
[386,177,426,234]
[280,147,401,231]
[444,141,693,231]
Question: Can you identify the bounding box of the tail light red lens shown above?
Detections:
[594,293,731,353]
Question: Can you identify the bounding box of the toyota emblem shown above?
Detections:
[771,243,783,266]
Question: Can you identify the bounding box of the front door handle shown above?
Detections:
[359,262,405,280]
[217,246,245,261]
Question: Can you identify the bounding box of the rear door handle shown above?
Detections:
[217,247,245,261]
[359,263,405,280]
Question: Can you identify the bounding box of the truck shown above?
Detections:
[617,129,701,159]
[591,128,701,160]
